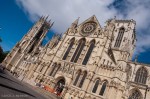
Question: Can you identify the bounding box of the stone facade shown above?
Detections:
[2,15,150,99]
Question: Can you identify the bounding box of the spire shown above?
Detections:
[46,33,61,48]
[107,16,116,25]
[51,21,54,27]
[48,19,51,23]
[71,17,79,28]
[89,15,95,21]
[39,15,49,22]
[45,15,49,20]
[40,15,43,19]
[39,15,44,22]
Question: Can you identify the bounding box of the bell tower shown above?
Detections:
[2,16,53,71]
[110,19,136,61]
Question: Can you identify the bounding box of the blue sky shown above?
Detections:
[0,0,150,64]
[0,0,53,51]
[0,0,32,51]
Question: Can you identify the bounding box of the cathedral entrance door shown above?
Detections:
[54,78,65,96]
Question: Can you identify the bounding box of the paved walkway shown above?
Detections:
[0,66,62,99]
[23,81,61,99]
[0,68,48,99]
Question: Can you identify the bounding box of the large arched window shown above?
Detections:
[82,40,95,65]
[135,67,148,84]
[73,70,81,86]
[99,81,107,96]
[114,27,125,48]
[71,38,86,63]
[79,71,87,88]
[128,90,142,99]
[92,79,100,93]
[63,38,75,60]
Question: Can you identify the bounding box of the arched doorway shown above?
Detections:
[54,78,65,95]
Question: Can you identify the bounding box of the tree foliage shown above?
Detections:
[0,50,9,63]
[0,37,9,63]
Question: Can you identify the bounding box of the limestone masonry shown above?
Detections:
[2,15,150,99]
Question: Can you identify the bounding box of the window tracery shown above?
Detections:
[114,27,125,48]
[92,79,100,93]
[135,67,148,84]
[73,70,81,86]
[73,71,87,88]
[99,81,107,96]
[79,71,87,88]
[128,90,142,99]
[82,40,95,65]
[63,38,75,60]
[71,38,86,63]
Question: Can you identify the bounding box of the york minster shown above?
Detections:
[2,15,150,99]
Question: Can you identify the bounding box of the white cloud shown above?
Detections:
[125,0,150,55]
[16,0,118,32]
[16,0,150,55]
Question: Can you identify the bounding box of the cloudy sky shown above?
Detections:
[0,0,150,63]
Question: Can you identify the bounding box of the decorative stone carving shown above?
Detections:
[125,64,132,82]
[121,40,131,53]
[85,94,92,99]
[59,62,75,75]
[5,16,143,99]
[116,63,123,71]
[80,22,97,37]
[87,72,93,79]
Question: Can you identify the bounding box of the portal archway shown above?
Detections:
[54,77,65,95]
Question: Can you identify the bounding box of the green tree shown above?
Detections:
[0,37,9,63]
[0,51,9,63]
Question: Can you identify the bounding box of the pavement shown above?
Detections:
[23,81,61,99]
[0,67,59,99]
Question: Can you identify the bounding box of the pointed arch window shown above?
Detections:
[39,65,44,72]
[63,38,75,60]
[71,38,86,63]
[135,67,148,84]
[128,90,142,99]
[92,79,100,93]
[82,40,95,65]
[28,44,35,53]
[35,29,43,39]
[52,64,61,77]
[79,71,87,88]
[73,70,81,86]
[99,81,107,96]
[49,63,57,76]
[114,27,125,48]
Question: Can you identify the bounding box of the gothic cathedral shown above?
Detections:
[2,15,150,99]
